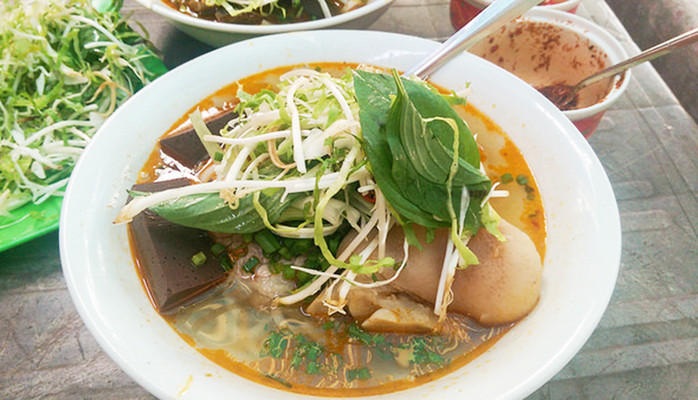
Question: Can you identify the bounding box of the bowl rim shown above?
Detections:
[132,0,395,34]
[464,0,581,11]
[520,8,631,119]
[60,29,620,400]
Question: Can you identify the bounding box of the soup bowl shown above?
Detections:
[60,30,621,399]
[132,0,394,47]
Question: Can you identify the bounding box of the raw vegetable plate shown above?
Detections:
[0,0,166,252]
[61,30,621,399]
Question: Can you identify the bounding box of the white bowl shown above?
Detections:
[133,0,394,46]
[60,30,621,399]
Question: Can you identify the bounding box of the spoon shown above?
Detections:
[404,0,541,79]
[548,26,698,109]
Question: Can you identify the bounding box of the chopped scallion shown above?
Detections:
[278,247,293,260]
[254,230,281,254]
[282,265,296,280]
[516,174,529,185]
[243,256,260,273]
[210,243,226,257]
[219,255,233,271]
[191,251,207,266]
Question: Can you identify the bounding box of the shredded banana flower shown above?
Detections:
[0,0,162,214]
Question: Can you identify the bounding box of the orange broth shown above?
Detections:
[129,62,546,396]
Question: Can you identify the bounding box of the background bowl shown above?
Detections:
[469,8,630,137]
[60,30,620,399]
[132,0,394,46]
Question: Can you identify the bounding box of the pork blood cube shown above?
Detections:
[128,178,227,314]
[159,109,237,168]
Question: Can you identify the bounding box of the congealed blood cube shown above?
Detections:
[128,178,227,314]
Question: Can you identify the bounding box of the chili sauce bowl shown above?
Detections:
[60,29,620,399]
[469,8,629,137]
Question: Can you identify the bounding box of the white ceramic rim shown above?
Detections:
[465,0,581,12]
[133,0,394,34]
[60,30,621,400]
[521,8,631,120]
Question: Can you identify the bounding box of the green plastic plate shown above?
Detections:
[0,197,62,252]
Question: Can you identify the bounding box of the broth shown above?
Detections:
[128,63,546,395]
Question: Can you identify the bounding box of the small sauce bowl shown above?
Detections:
[468,8,629,137]
[450,0,581,30]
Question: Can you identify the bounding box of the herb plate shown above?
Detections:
[60,30,620,399]
[0,0,166,253]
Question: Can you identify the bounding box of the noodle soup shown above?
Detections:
[124,63,545,395]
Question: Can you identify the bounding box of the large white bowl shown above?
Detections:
[133,0,394,46]
[60,30,621,399]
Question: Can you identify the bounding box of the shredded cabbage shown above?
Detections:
[0,0,163,214]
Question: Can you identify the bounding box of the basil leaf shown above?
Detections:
[354,69,492,234]
[136,188,303,233]
[353,70,481,169]
[354,70,444,228]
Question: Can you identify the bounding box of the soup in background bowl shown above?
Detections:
[60,29,620,399]
[132,0,394,47]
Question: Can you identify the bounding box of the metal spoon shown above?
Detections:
[552,27,698,109]
[404,0,541,79]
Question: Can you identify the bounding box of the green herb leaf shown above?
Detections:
[410,336,446,366]
[354,70,492,236]
[136,189,303,233]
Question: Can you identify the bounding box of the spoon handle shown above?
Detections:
[575,27,698,90]
[403,0,541,79]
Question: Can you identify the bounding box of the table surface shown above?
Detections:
[1,0,697,399]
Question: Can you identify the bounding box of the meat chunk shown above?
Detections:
[346,219,542,326]
[307,284,438,333]
[450,219,542,325]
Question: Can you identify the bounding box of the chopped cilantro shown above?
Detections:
[346,367,371,382]
[409,336,447,366]
[261,327,342,375]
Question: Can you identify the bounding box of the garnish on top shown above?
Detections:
[116,66,508,319]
